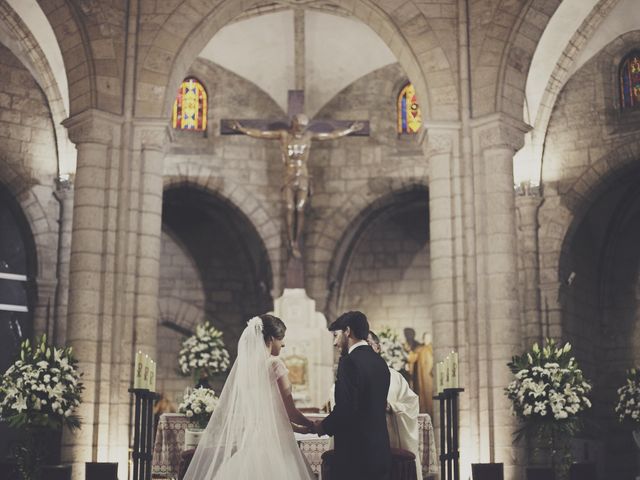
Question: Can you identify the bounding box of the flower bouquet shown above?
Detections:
[178,386,219,429]
[0,334,84,479]
[378,327,408,372]
[615,368,640,448]
[506,339,592,479]
[178,322,231,385]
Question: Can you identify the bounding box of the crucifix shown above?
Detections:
[220,90,369,283]
[220,9,369,287]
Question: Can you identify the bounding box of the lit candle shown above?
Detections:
[436,362,441,394]
[134,351,143,389]
[438,361,446,392]
[143,354,150,390]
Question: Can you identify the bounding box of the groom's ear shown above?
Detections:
[344,326,352,339]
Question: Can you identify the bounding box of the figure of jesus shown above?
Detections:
[230,115,363,259]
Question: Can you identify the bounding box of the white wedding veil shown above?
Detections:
[183,316,313,480]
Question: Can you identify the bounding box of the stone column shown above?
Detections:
[470,114,529,480]
[53,178,74,346]
[61,112,167,479]
[515,186,543,347]
[425,123,476,476]
[61,109,122,478]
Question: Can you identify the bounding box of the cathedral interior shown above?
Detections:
[0,0,639,479]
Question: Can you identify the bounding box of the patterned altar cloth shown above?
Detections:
[152,412,437,479]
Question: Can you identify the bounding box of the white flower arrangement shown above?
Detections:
[615,368,640,425]
[179,386,219,428]
[178,322,231,381]
[0,335,84,431]
[506,339,592,424]
[378,327,408,372]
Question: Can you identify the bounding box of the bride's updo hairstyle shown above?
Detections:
[259,314,286,343]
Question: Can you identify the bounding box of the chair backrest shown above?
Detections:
[85,462,118,480]
[472,463,504,480]
[42,465,72,480]
[526,466,555,480]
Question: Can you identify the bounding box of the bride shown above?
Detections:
[183,314,316,480]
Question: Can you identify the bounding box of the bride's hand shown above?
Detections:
[292,423,313,434]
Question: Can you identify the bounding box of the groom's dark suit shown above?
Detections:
[322,343,391,480]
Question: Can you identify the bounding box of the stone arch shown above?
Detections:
[162,168,280,292]
[36,0,97,115]
[0,160,56,284]
[135,0,457,122]
[158,296,204,333]
[531,0,619,134]
[305,172,429,312]
[468,0,565,120]
[0,2,73,172]
[549,144,640,479]
[552,141,640,278]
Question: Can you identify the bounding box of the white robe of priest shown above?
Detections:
[329,368,422,479]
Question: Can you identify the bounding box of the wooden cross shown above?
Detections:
[220,90,370,136]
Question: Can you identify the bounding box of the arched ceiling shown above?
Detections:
[198,9,396,118]
[6,0,68,116]
[515,0,638,187]
[525,0,600,125]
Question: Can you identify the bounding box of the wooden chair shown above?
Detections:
[178,449,196,480]
[472,463,504,480]
[321,448,417,480]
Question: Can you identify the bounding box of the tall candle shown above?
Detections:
[451,351,459,388]
[438,361,445,392]
[445,354,451,389]
[143,354,150,390]
[134,351,143,389]
[436,362,441,394]
[149,360,156,393]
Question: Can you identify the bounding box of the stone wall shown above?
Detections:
[0,44,57,184]
[340,201,431,338]
[539,31,640,479]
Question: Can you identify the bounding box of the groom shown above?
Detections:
[314,311,391,480]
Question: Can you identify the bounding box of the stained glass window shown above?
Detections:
[620,51,640,109]
[172,78,208,131]
[397,83,422,134]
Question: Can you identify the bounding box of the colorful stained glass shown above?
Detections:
[172,78,208,131]
[397,83,422,134]
[620,52,640,109]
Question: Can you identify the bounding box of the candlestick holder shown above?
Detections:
[434,388,464,480]
[129,388,160,480]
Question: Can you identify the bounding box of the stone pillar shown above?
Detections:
[515,187,543,347]
[61,111,167,480]
[470,114,529,480]
[61,109,121,478]
[53,179,74,346]
[425,124,475,476]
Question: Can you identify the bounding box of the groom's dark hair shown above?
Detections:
[329,311,369,340]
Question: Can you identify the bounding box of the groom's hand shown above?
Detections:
[313,420,324,436]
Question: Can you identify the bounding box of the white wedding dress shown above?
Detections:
[183,317,314,480]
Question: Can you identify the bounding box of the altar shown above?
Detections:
[151,413,438,479]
